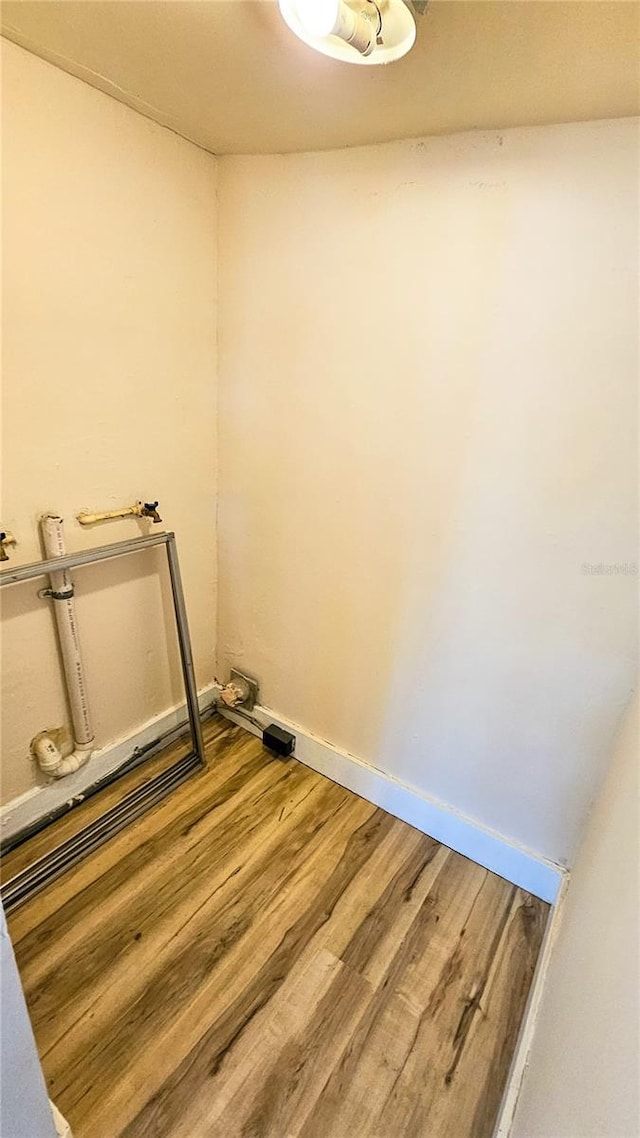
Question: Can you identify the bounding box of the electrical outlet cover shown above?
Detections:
[229,669,259,711]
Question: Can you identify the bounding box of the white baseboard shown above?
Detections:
[50,1101,73,1138]
[220,703,565,904]
[0,682,218,844]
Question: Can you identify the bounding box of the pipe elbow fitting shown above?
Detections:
[56,749,92,776]
[31,732,92,779]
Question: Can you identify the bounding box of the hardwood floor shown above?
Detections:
[5,716,549,1138]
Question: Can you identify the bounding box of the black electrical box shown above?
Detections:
[263,723,295,757]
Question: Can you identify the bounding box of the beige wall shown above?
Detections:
[217,119,638,866]
[1,41,217,804]
[512,695,639,1138]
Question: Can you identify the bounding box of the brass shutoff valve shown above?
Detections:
[0,531,17,561]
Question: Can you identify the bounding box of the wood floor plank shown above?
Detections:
[117,801,391,1138]
[20,754,318,1039]
[297,853,491,1138]
[6,717,549,1138]
[42,779,362,1124]
[214,951,374,1138]
[26,766,325,1059]
[125,820,444,1138]
[373,872,518,1138]
[426,890,548,1138]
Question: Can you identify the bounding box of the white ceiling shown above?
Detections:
[2,0,638,155]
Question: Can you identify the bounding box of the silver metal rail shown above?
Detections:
[0,531,206,911]
[0,530,205,769]
[0,531,170,584]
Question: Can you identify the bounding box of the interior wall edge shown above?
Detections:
[0,29,218,157]
[215,111,640,165]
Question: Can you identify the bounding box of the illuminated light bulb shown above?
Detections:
[278,0,416,65]
[296,0,379,55]
[295,0,341,37]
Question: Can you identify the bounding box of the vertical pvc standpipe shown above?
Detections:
[34,515,94,776]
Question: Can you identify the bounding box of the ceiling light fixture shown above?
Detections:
[278,0,417,65]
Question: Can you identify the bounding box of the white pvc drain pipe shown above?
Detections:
[31,515,94,778]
